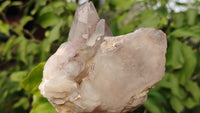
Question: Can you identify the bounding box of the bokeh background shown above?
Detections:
[0,0,200,113]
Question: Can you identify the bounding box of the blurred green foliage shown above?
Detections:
[0,0,200,113]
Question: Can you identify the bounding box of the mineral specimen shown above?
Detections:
[39,1,167,113]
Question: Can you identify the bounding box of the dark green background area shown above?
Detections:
[0,0,200,113]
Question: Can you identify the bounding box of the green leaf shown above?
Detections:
[10,71,28,82]
[139,10,160,28]
[170,97,184,113]
[148,90,167,104]
[186,8,198,25]
[20,16,33,28]
[185,80,200,102]
[65,2,77,11]
[2,38,14,56]
[39,38,50,61]
[51,0,66,15]
[109,19,119,36]
[168,74,186,99]
[40,21,63,61]
[172,12,184,28]
[144,97,164,113]
[158,73,186,99]
[110,0,134,9]
[10,1,22,6]
[13,97,29,109]
[16,37,28,65]
[67,15,73,28]
[116,12,127,23]
[36,12,60,28]
[2,37,18,61]
[37,0,47,6]
[171,26,200,39]
[176,43,197,84]
[118,23,134,35]
[26,42,39,55]
[30,95,56,113]
[21,63,45,96]
[166,39,184,70]
[183,97,198,109]
[48,21,63,42]
[4,81,22,93]
[39,6,53,16]
[0,21,10,35]
[30,0,47,15]
[51,0,65,8]
[0,1,11,13]
[0,71,7,86]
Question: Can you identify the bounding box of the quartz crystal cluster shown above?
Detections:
[39,2,167,113]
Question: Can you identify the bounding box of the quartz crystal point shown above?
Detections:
[39,1,167,113]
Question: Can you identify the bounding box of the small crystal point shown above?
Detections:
[39,2,167,113]
[68,2,100,42]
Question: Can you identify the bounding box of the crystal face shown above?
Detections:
[39,2,167,113]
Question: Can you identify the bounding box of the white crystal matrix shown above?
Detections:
[39,2,167,113]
